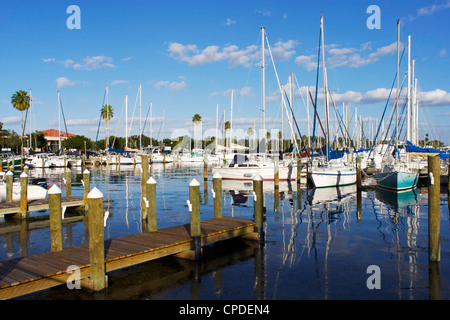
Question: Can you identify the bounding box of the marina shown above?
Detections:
[0,159,447,300]
[0,1,449,306]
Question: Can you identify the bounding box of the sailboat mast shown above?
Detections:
[125,95,128,149]
[106,85,109,150]
[395,19,400,153]
[58,90,61,151]
[320,16,330,160]
[139,83,142,150]
[261,26,266,139]
[407,35,411,142]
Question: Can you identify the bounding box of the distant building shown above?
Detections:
[41,129,77,152]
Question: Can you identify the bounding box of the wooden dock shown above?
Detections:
[0,216,255,300]
[0,196,84,217]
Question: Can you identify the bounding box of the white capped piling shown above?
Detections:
[48,185,63,251]
[86,187,106,292]
[212,172,222,219]
[189,178,201,260]
[19,172,28,219]
[145,176,157,231]
[6,171,13,203]
[428,156,441,262]
[141,155,149,219]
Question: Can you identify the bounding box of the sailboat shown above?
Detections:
[374,20,418,191]
[308,16,356,188]
[212,26,298,181]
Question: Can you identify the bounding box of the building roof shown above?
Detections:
[42,129,77,141]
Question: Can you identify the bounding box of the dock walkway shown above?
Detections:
[0,216,255,299]
[0,196,84,217]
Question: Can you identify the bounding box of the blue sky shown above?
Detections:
[1,0,449,145]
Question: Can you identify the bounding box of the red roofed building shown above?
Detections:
[41,129,77,151]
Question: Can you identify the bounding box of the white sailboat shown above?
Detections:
[309,16,356,188]
[374,20,418,191]
[212,26,298,181]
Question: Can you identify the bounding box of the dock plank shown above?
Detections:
[0,216,256,299]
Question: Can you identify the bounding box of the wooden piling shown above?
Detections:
[212,172,222,218]
[356,156,362,190]
[85,187,107,292]
[48,185,63,252]
[141,155,149,219]
[428,155,441,262]
[274,157,279,189]
[253,174,264,239]
[5,171,13,203]
[23,165,29,175]
[297,158,301,184]
[189,178,201,260]
[146,177,157,231]
[64,168,71,197]
[19,172,28,219]
[82,169,90,213]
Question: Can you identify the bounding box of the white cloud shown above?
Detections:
[154,80,186,91]
[110,80,129,86]
[417,1,450,16]
[418,89,450,106]
[42,58,55,62]
[225,18,236,26]
[295,42,398,70]
[0,116,21,125]
[255,9,272,17]
[168,40,297,67]
[121,57,133,61]
[210,86,254,97]
[63,55,115,70]
[56,77,75,88]
[439,49,447,57]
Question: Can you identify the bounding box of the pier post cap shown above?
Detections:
[48,184,62,195]
[253,174,263,181]
[65,168,71,173]
[20,172,28,178]
[83,169,90,174]
[87,187,103,199]
[147,176,156,184]
[189,178,200,187]
[24,165,29,169]
[213,172,222,179]
[6,171,13,176]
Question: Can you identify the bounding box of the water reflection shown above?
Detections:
[0,164,449,300]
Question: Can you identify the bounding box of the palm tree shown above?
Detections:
[101,104,114,148]
[11,90,30,166]
[192,113,202,123]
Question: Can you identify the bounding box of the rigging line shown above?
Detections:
[328,91,354,149]
[111,96,126,149]
[95,89,107,149]
[264,31,300,154]
[368,46,406,159]
[311,21,322,164]
[58,94,70,150]
[282,88,306,150]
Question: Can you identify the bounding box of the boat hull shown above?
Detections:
[212,165,297,181]
[374,170,418,190]
[309,167,356,188]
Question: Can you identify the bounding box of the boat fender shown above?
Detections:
[186,200,192,212]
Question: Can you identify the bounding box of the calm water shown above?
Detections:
[2,163,450,300]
